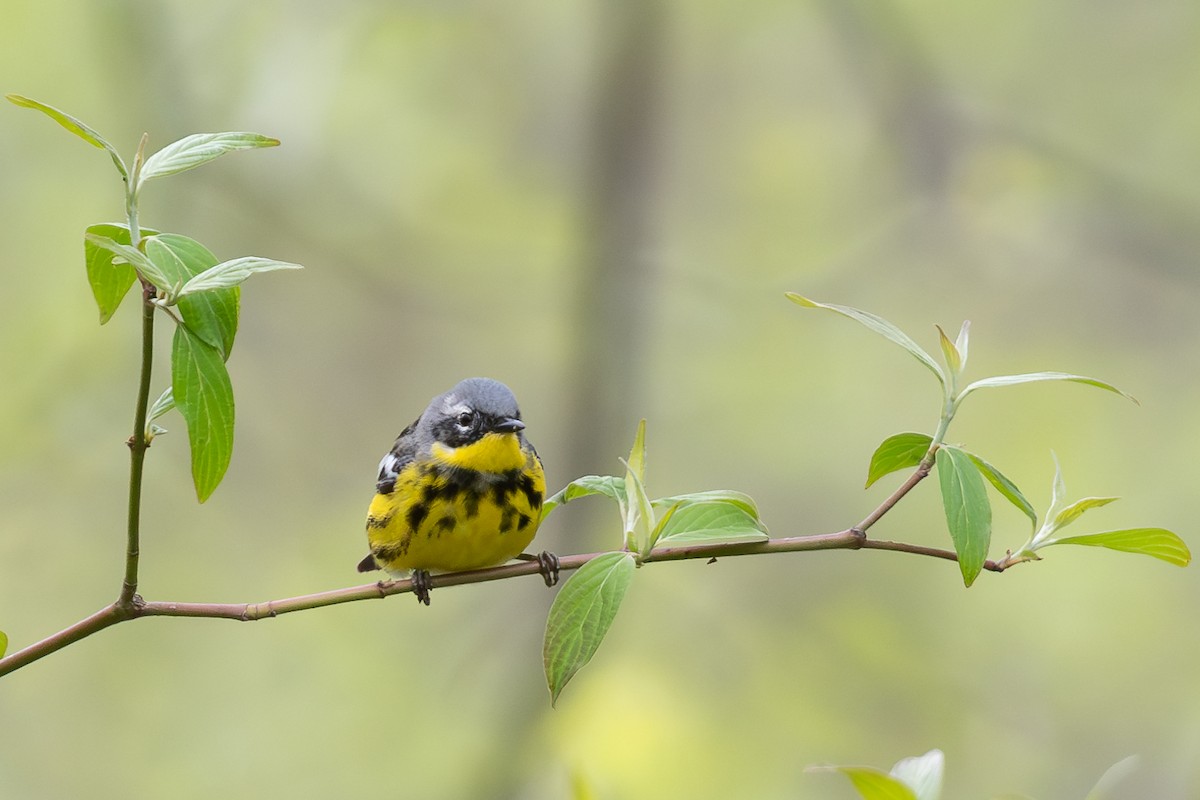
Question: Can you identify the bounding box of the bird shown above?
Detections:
[357,377,557,604]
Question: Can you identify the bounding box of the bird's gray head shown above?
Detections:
[424,377,526,448]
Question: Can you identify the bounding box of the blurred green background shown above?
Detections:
[2,1,1199,797]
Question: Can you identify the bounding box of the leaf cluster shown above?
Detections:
[789,294,1187,585]
[7,94,301,501]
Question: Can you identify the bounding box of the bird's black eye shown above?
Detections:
[456,411,475,428]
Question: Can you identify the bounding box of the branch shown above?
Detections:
[0,452,994,677]
[0,522,1011,677]
[120,281,155,608]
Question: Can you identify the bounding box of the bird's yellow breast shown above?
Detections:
[365,435,545,574]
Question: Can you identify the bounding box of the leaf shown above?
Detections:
[866,432,933,488]
[965,452,1037,528]
[621,457,655,554]
[936,325,961,376]
[147,386,175,422]
[652,489,760,518]
[807,765,918,800]
[543,552,636,706]
[176,257,302,297]
[83,223,159,323]
[1085,755,1140,800]
[145,234,239,357]
[83,232,171,292]
[890,750,944,800]
[140,131,280,181]
[1051,496,1120,531]
[1048,453,1067,520]
[653,499,769,545]
[0,630,7,659]
[935,445,992,586]
[622,420,654,552]
[958,372,1137,404]
[626,418,647,485]
[6,94,128,178]
[541,475,627,520]
[172,324,235,502]
[953,321,970,370]
[1046,528,1190,567]
[786,293,945,388]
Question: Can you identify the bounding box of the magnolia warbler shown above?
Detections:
[357,377,557,604]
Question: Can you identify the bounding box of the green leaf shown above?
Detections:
[140,132,280,182]
[965,452,1037,528]
[1046,528,1191,567]
[1052,496,1120,531]
[0,629,7,659]
[145,234,239,357]
[958,372,1136,404]
[652,489,760,518]
[890,750,944,800]
[786,293,945,388]
[935,325,961,376]
[172,324,235,502]
[541,475,627,521]
[653,499,769,545]
[83,223,158,323]
[6,94,128,178]
[83,232,171,292]
[543,552,635,706]
[808,766,918,800]
[176,257,302,297]
[935,445,992,586]
[866,432,933,488]
[626,418,647,485]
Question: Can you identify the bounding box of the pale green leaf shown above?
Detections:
[965,452,1037,528]
[1049,453,1067,520]
[6,94,128,178]
[1085,755,1140,800]
[543,552,636,706]
[83,223,159,323]
[145,234,239,358]
[147,386,175,422]
[786,293,945,387]
[172,324,235,502]
[1046,528,1190,567]
[621,457,655,554]
[953,321,970,370]
[140,131,279,181]
[1052,496,1120,531]
[0,630,7,659]
[808,765,918,800]
[653,499,769,545]
[936,325,961,375]
[866,432,933,488]
[936,445,992,586]
[958,372,1136,404]
[890,750,944,800]
[176,257,302,297]
[541,475,626,521]
[83,232,170,292]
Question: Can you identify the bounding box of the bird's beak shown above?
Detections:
[491,418,525,434]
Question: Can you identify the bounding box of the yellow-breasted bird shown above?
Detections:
[357,377,557,604]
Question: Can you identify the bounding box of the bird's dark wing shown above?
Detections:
[375,416,420,495]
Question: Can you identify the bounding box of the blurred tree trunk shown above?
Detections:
[562,0,667,491]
